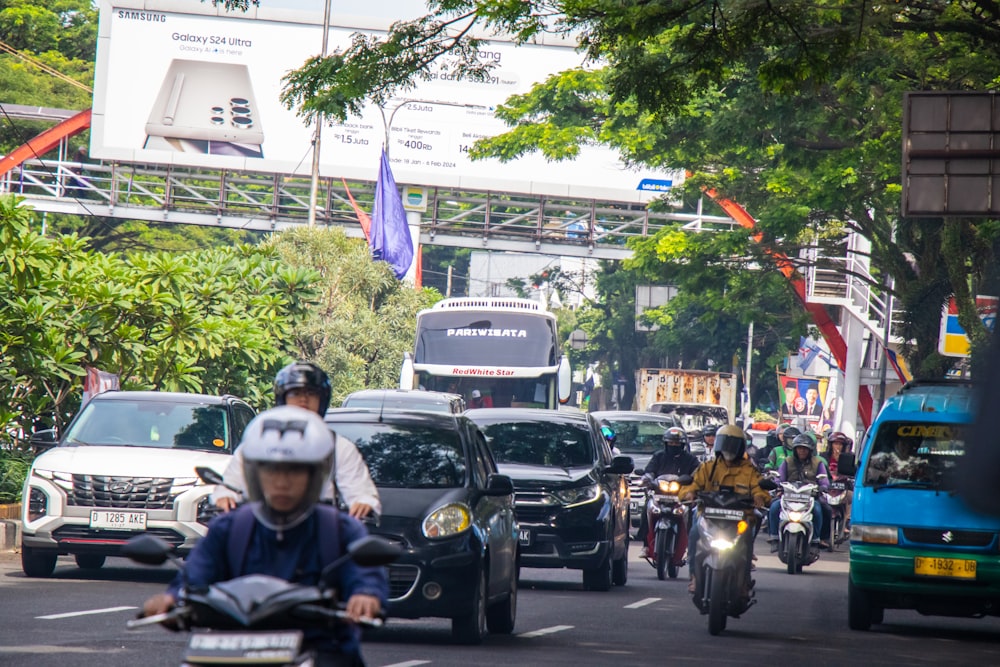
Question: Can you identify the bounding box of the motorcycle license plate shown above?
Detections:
[830,482,846,490]
[184,630,303,663]
[914,556,976,579]
[629,500,638,512]
[89,510,146,531]
[518,528,532,546]
[784,493,812,503]
[703,507,743,521]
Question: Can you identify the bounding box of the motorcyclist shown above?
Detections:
[214,361,381,519]
[143,406,389,666]
[637,426,700,561]
[765,425,801,470]
[824,431,855,540]
[701,425,718,462]
[766,433,831,550]
[679,424,771,594]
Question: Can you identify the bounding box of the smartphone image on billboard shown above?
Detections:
[144,59,264,157]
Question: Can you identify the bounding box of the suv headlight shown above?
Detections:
[422,503,472,539]
[553,484,601,507]
[28,487,48,522]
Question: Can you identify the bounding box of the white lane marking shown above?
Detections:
[37,605,137,620]
[624,597,661,609]
[517,624,574,638]
[379,661,432,667]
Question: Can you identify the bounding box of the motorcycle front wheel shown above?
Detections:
[707,567,728,635]
[654,530,668,581]
[831,515,843,552]
[786,533,800,575]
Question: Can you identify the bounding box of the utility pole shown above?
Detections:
[306,0,332,227]
[446,265,453,297]
[743,321,754,422]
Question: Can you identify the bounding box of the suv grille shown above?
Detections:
[68,475,179,509]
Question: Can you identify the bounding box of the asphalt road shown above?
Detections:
[1,538,999,666]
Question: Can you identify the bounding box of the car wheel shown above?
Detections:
[21,546,58,578]
[612,535,629,586]
[486,564,517,634]
[453,566,487,644]
[582,553,612,592]
[75,554,106,570]
[848,575,875,631]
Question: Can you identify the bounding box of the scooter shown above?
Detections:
[691,479,776,636]
[776,480,821,574]
[642,474,687,580]
[823,476,854,551]
[124,533,400,666]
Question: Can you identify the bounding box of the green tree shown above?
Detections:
[264,227,440,405]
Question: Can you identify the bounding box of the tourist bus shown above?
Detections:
[400,297,572,409]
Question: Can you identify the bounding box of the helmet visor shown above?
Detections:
[716,432,744,460]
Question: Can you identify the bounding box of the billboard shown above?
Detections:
[92,0,683,202]
[938,295,998,357]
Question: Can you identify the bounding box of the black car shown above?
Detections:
[324,408,518,644]
[467,408,634,591]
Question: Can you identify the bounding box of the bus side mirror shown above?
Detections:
[557,356,571,403]
[399,352,415,391]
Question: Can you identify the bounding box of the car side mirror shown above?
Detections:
[837,452,857,477]
[606,455,634,475]
[484,473,515,496]
[30,428,58,452]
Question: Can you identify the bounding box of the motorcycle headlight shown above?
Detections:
[710,538,735,551]
[553,484,601,507]
[422,503,472,539]
[788,511,804,523]
[657,480,681,494]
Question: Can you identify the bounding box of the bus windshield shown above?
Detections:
[415,311,558,367]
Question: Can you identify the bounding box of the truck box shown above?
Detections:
[636,368,737,424]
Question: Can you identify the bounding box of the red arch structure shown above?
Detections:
[704,188,873,427]
[0,109,91,178]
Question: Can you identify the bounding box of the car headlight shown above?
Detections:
[422,503,472,539]
[553,484,601,507]
[851,524,898,545]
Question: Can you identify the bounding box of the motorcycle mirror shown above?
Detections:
[837,452,857,477]
[195,466,225,486]
[348,535,402,567]
[758,477,778,491]
[122,534,174,566]
[678,474,694,485]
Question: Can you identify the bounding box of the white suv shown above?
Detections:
[20,391,256,577]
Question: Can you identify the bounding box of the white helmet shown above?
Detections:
[241,405,334,532]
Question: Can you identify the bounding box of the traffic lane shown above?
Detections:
[0,553,187,667]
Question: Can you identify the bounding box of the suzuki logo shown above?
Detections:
[109,481,133,494]
[942,531,954,543]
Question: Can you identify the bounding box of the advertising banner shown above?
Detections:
[777,374,832,434]
[92,1,683,202]
[938,295,998,358]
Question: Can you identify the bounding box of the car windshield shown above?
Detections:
[862,420,967,489]
[599,418,675,454]
[64,399,229,452]
[475,419,595,467]
[331,422,467,488]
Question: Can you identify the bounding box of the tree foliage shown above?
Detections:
[274,0,1000,376]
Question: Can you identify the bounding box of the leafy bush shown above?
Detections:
[0,448,32,504]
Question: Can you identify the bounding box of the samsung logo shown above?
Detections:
[118,10,166,22]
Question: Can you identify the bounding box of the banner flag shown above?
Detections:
[370,149,414,279]
[341,178,371,242]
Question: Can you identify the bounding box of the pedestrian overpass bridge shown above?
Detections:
[0,104,735,261]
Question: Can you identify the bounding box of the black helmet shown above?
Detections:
[828,431,853,452]
[715,424,747,463]
[274,361,332,415]
[663,426,687,447]
[792,433,815,454]
[781,426,801,447]
[703,425,718,437]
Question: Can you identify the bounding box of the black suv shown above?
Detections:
[22,391,256,577]
[467,408,634,591]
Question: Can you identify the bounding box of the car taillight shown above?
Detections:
[28,487,47,522]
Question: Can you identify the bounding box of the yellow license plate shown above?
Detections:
[913,556,976,579]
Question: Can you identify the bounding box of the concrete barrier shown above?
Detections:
[0,519,19,552]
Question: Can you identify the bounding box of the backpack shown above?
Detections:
[226,503,343,577]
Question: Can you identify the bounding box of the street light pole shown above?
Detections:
[307,0,332,227]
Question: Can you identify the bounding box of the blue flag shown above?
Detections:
[370,149,414,279]
[798,336,822,370]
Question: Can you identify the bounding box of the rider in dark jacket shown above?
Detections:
[638,427,700,561]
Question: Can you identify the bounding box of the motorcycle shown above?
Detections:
[642,474,687,580]
[776,480,821,574]
[823,476,854,551]
[124,533,400,666]
[691,479,775,636]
